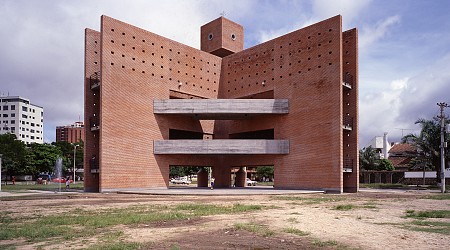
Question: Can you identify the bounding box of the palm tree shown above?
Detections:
[359,146,380,171]
[402,118,449,182]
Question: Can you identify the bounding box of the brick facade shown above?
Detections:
[84,15,358,193]
[56,122,85,144]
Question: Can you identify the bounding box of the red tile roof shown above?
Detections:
[389,143,416,154]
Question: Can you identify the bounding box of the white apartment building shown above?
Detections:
[0,96,44,144]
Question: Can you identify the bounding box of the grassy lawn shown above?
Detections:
[1,182,84,192]
[0,203,266,248]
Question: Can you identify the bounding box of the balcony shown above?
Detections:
[343,116,353,131]
[90,72,100,90]
[90,116,100,131]
[343,73,353,89]
[343,159,353,172]
[154,139,289,155]
[154,99,288,119]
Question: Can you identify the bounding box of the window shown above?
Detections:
[11,105,15,110]
[2,114,8,117]
[31,123,35,127]
[22,114,27,118]
[22,106,27,112]
[11,127,15,131]
[31,136,35,139]
[21,121,25,125]
[3,105,8,110]
[11,113,15,117]
[11,120,15,124]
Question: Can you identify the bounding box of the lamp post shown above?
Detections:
[73,145,79,184]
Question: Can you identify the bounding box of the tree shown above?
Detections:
[402,118,450,182]
[0,133,29,177]
[359,146,380,171]
[256,166,274,180]
[52,140,84,176]
[169,166,199,178]
[378,159,395,171]
[27,143,64,175]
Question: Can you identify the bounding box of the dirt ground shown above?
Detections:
[1,189,449,249]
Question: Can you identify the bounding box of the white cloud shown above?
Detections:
[312,0,372,28]
[360,52,450,146]
[359,15,401,49]
[256,0,373,44]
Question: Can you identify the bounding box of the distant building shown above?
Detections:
[367,133,391,159]
[0,96,44,144]
[56,121,84,143]
[388,143,416,171]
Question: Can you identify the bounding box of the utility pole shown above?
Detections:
[437,102,449,193]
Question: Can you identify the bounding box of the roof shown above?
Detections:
[389,143,416,154]
[389,156,413,168]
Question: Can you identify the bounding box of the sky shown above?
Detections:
[0,0,449,146]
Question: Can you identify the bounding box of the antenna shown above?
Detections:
[394,128,414,137]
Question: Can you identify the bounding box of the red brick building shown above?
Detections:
[56,121,85,143]
[84,15,359,193]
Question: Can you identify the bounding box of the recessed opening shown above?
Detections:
[231,33,236,40]
[208,33,213,40]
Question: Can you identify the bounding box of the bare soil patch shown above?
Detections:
[1,190,449,249]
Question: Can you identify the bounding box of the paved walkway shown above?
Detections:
[117,186,325,196]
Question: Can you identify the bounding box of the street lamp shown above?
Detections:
[73,145,79,184]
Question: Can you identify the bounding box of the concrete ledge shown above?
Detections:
[154,139,289,154]
[154,99,288,119]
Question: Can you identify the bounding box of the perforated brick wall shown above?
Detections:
[84,15,359,193]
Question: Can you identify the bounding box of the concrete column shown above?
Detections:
[235,167,246,187]
[213,166,231,188]
[197,168,208,187]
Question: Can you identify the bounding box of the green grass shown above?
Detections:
[283,227,309,236]
[233,222,275,237]
[86,242,143,250]
[424,194,450,200]
[334,204,355,211]
[360,183,409,189]
[312,239,338,247]
[272,196,345,204]
[0,203,268,245]
[1,182,84,191]
[256,181,274,186]
[403,209,450,234]
[402,220,450,235]
[405,210,450,219]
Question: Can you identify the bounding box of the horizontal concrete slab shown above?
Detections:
[154,139,289,155]
[153,99,288,119]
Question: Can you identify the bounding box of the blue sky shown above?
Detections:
[0,0,449,146]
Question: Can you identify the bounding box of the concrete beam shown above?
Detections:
[153,99,288,119]
[154,139,289,155]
